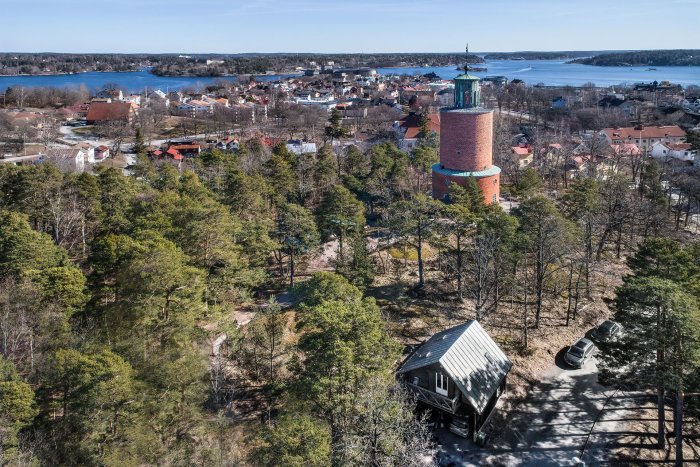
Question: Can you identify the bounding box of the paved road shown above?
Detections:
[495,109,534,122]
[438,356,641,466]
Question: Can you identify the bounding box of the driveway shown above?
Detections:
[437,355,642,466]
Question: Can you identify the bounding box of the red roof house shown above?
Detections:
[86,102,136,124]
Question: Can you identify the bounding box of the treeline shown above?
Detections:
[0,54,157,75]
[142,53,485,77]
[483,51,598,60]
[0,52,484,78]
[1,85,89,108]
[571,49,700,66]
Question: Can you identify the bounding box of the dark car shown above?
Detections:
[564,338,595,368]
[591,320,622,342]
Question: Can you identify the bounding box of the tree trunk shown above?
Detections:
[658,387,666,449]
[417,240,425,287]
[675,389,683,466]
[522,258,529,348]
[456,233,464,300]
[289,252,296,287]
[566,261,574,327]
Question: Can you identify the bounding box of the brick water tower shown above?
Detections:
[432,54,500,204]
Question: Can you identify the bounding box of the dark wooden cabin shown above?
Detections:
[397,320,512,440]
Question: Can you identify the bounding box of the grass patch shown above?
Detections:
[72,126,95,135]
[387,243,437,261]
[388,246,418,261]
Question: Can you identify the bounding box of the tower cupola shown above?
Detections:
[454,44,481,109]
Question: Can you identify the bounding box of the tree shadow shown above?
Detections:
[554,346,573,370]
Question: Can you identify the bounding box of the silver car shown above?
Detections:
[591,320,622,342]
[565,338,595,368]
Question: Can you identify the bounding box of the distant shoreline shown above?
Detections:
[0,70,141,77]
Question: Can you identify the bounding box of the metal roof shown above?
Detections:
[398,321,513,415]
[455,73,481,81]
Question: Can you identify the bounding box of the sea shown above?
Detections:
[0,60,698,92]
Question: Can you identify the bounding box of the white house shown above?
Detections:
[177,100,213,116]
[123,94,142,105]
[74,142,95,163]
[286,140,317,155]
[43,148,86,173]
[651,142,696,163]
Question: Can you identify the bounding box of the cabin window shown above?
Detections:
[435,372,448,396]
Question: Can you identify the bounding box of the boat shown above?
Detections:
[646,68,657,71]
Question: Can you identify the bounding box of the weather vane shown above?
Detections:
[465,43,470,73]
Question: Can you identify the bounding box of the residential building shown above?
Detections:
[95,145,110,161]
[95,88,124,101]
[394,111,440,151]
[177,100,213,116]
[169,143,201,158]
[651,142,696,163]
[86,102,136,124]
[43,148,86,173]
[286,140,317,155]
[480,76,508,87]
[511,145,533,168]
[397,321,512,440]
[74,142,95,163]
[551,96,568,109]
[123,94,142,105]
[601,125,686,151]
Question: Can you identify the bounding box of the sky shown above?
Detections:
[1,0,699,54]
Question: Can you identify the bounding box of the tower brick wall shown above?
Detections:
[432,171,500,203]
[439,109,493,172]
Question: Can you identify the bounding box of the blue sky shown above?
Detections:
[2,0,699,53]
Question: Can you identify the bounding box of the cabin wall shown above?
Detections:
[404,363,460,399]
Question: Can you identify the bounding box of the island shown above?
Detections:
[483,51,600,60]
[0,52,486,77]
[569,49,700,66]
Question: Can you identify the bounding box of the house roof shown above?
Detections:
[669,143,692,151]
[511,146,531,156]
[399,112,440,140]
[610,143,640,155]
[171,144,200,150]
[166,147,183,160]
[86,102,133,122]
[603,125,686,140]
[46,148,82,160]
[398,320,513,415]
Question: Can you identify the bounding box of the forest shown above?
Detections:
[0,103,699,465]
[0,54,151,75]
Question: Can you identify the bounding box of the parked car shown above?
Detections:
[564,338,595,368]
[591,320,622,342]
